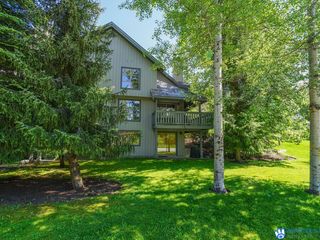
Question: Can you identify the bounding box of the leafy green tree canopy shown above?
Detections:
[123,0,308,160]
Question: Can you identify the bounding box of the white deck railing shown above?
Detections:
[153,111,213,129]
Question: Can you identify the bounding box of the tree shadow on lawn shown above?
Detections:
[81,158,294,181]
[226,159,295,169]
[1,174,320,240]
[0,157,293,180]
[0,176,122,204]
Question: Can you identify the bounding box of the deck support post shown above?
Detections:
[154,99,158,158]
[154,128,158,158]
[200,131,203,158]
[199,102,202,125]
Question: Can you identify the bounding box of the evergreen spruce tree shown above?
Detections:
[1,0,132,191]
[0,0,56,162]
[33,0,132,191]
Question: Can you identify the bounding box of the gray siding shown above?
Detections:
[118,98,156,157]
[98,30,158,157]
[98,28,189,158]
[99,32,157,97]
[157,71,177,89]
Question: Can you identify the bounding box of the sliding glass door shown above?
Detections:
[157,132,177,156]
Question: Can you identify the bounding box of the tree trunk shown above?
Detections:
[213,19,227,194]
[35,152,41,166]
[28,152,36,163]
[200,131,204,159]
[235,148,241,162]
[59,154,65,168]
[67,152,85,192]
[29,152,40,165]
[308,0,320,195]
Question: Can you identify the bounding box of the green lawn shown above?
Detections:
[0,141,320,240]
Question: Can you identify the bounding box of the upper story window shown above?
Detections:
[119,99,141,121]
[121,67,141,90]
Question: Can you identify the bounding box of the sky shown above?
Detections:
[97,0,162,50]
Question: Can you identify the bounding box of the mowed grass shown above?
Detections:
[1,141,320,240]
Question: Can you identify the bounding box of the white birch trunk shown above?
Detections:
[213,21,227,193]
[309,0,320,195]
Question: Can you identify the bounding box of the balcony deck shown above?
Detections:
[152,111,213,130]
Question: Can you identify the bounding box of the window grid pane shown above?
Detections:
[120,131,141,146]
[120,100,141,121]
[121,67,140,89]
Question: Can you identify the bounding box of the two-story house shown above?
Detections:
[99,22,213,158]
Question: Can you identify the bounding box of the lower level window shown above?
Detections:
[120,131,141,146]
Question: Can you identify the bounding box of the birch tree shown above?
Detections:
[123,0,229,193]
[308,0,320,195]
[213,17,227,193]
[282,0,320,195]
[123,0,306,192]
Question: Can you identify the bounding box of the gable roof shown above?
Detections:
[105,22,159,64]
[104,22,181,88]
